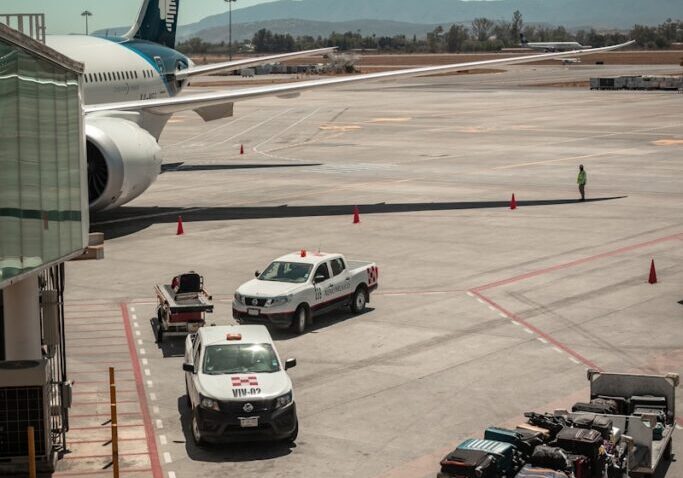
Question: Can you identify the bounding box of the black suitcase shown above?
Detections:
[529,445,569,471]
[569,413,613,439]
[595,395,629,415]
[572,401,616,415]
[555,428,603,477]
[440,448,498,478]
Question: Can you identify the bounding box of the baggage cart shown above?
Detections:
[154,271,213,343]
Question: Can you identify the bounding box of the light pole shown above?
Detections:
[81,10,92,35]
[224,0,237,60]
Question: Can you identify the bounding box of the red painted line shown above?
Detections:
[69,423,144,431]
[470,290,603,371]
[68,352,133,357]
[74,379,136,384]
[472,232,683,292]
[72,400,141,406]
[63,452,150,460]
[54,467,152,476]
[68,344,130,350]
[121,302,163,478]
[677,417,683,427]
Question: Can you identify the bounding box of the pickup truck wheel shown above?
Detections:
[191,409,206,447]
[291,306,307,335]
[351,286,367,314]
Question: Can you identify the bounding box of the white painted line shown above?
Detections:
[132,314,137,320]
[137,339,143,345]
[133,322,139,328]
[511,320,521,326]
[676,424,682,431]
[149,392,157,401]
[466,292,475,297]
[130,307,136,312]
[147,380,154,388]
[160,435,168,445]
[163,452,172,464]
[153,406,160,414]
[135,330,141,336]
[477,298,486,305]
[168,472,176,478]
[144,369,151,376]
[140,348,146,355]
[498,312,508,319]
[569,357,581,365]
[537,337,548,344]
[156,419,163,429]
[488,305,497,312]
[523,328,534,335]
[142,358,148,366]
[553,347,563,354]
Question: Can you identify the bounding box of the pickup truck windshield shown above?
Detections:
[202,344,280,374]
[259,261,312,283]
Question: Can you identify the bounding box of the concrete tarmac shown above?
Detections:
[63,65,683,478]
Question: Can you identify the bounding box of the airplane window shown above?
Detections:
[98,73,103,82]
[84,75,88,83]
[134,71,138,79]
[117,72,121,80]
[124,71,129,80]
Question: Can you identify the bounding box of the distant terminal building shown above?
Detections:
[590,75,683,91]
[0,21,88,473]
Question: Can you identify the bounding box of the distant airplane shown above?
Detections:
[520,33,592,52]
[44,0,631,211]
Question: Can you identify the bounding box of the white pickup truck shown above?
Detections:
[233,251,379,334]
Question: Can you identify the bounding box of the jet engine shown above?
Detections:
[85,117,162,211]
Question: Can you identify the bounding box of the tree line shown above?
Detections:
[177,13,683,55]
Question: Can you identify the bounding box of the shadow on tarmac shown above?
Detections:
[177,396,295,462]
[267,307,375,341]
[161,162,321,172]
[91,196,627,240]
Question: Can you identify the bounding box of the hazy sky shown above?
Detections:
[1,0,273,34]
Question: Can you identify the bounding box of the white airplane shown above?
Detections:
[520,33,592,52]
[47,0,632,211]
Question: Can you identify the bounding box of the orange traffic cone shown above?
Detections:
[300,249,307,257]
[176,216,184,235]
[648,259,657,284]
[240,144,244,155]
[510,194,517,210]
[353,206,360,224]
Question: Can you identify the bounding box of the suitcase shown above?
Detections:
[456,438,517,475]
[566,454,590,478]
[517,423,551,440]
[439,448,498,478]
[515,464,569,477]
[595,395,629,415]
[529,445,569,470]
[590,398,619,414]
[569,413,613,439]
[572,401,616,415]
[484,426,543,456]
[555,428,603,477]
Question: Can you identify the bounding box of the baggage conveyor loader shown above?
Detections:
[154,271,214,343]
[583,369,678,476]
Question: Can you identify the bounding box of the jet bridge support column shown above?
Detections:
[2,274,41,360]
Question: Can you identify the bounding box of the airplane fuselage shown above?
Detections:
[46,35,191,105]
[525,42,591,52]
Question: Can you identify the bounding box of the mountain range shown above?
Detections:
[99,0,683,41]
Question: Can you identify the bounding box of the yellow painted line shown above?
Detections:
[369,117,412,123]
[492,148,635,170]
[652,139,683,146]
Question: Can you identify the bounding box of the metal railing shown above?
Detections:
[0,14,46,43]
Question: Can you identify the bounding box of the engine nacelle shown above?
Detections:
[86,117,162,211]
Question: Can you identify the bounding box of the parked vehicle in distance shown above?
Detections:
[183,325,298,445]
[233,250,379,334]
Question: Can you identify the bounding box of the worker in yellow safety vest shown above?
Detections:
[577,164,587,201]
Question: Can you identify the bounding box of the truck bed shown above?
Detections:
[155,284,214,313]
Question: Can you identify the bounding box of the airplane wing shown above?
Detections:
[85,40,634,117]
[177,47,337,79]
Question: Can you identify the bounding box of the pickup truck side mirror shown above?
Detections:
[254,270,260,278]
[314,274,326,283]
[182,363,195,373]
[284,358,297,370]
